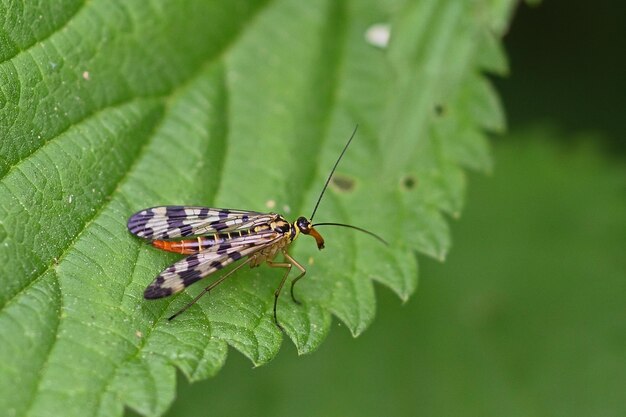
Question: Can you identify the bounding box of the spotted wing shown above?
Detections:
[127,206,274,240]
[143,233,283,299]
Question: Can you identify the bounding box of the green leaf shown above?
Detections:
[0,0,516,416]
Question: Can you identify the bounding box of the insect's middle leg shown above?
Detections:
[267,257,293,330]
[282,252,306,305]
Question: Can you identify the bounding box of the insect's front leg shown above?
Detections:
[282,252,306,305]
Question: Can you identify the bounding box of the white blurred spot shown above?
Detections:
[365,23,391,48]
[282,204,290,214]
[82,71,90,80]
[266,199,276,209]
[68,194,74,204]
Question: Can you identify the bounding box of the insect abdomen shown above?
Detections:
[151,228,261,254]
[152,236,220,254]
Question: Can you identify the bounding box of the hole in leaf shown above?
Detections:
[401,175,417,191]
[331,175,355,192]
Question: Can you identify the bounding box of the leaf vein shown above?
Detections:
[0,1,87,65]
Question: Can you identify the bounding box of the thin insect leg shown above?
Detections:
[168,258,253,321]
[267,258,293,330]
[283,252,306,305]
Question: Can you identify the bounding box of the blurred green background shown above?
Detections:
[161,2,626,416]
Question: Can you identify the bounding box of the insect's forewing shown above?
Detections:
[127,206,274,240]
[143,233,283,299]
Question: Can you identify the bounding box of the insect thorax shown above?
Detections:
[245,215,293,268]
[268,215,295,239]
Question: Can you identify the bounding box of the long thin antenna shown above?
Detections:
[312,222,388,246]
[310,125,359,221]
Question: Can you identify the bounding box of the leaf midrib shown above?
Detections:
[0,1,272,314]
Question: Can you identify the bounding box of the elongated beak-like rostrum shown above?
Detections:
[308,226,325,250]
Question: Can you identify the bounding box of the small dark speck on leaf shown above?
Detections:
[434,103,445,116]
[331,175,355,192]
[401,175,417,191]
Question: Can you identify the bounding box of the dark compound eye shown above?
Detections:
[296,217,310,231]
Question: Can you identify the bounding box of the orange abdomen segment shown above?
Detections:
[152,237,215,254]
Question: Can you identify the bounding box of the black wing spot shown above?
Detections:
[180,224,194,237]
[211,220,229,231]
[127,209,156,236]
[229,251,242,261]
[217,243,231,254]
[186,255,201,269]
[165,207,186,229]
[144,285,173,299]
[166,206,187,217]
[211,261,224,270]
[181,269,203,287]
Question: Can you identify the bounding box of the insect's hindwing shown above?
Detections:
[144,234,284,299]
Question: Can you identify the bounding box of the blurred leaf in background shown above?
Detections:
[494,0,626,150]
[166,131,626,417]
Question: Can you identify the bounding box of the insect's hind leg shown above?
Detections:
[282,252,306,305]
[168,258,253,321]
